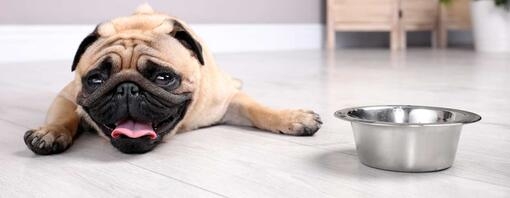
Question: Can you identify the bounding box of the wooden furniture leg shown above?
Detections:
[326,0,336,50]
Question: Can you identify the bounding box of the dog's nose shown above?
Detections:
[116,82,140,97]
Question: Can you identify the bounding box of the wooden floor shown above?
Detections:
[1,49,509,197]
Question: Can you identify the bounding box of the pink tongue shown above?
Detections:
[111,120,157,140]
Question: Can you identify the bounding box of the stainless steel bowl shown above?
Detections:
[335,105,481,172]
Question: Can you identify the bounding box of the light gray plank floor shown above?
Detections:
[0,49,509,197]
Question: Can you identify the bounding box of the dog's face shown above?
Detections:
[72,11,204,153]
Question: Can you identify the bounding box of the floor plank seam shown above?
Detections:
[232,128,359,157]
[0,118,30,129]
[126,161,230,198]
[440,172,510,190]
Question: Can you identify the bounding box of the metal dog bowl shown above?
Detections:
[335,105,481,172]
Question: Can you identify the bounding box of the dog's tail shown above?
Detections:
[232,78,243,90]
[134,3,155,14]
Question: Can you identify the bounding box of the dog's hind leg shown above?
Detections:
[24,82,80,155]
[221,92,322,136]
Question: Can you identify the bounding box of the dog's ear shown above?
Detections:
[71,29,99,71]
[170,21,204,65]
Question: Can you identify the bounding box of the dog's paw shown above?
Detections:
[24,125,73,155]
[275,109,322,136]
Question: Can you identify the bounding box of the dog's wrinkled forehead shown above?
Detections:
[71,4,204,75]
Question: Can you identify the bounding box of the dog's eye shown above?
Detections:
[154,72,176,86]
[87,73,106,87]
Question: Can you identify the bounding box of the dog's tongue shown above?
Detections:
[111,120,157,140]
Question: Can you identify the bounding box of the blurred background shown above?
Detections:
[4,0,506,63]
[0,0,321,24]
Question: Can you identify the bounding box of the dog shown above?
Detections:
[23,4,322,154]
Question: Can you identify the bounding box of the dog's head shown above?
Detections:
[73,5,204,154]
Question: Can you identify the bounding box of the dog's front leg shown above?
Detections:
[222,92,322,136]
[24,83,80,155]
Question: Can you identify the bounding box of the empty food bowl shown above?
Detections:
[335,105,481,172]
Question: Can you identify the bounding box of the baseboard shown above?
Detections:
[0,24,473,63]
[0,24,323,62]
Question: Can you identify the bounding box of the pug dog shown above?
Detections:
[23,4,322,154]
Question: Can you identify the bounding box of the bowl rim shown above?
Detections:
[334,105,482,127]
